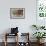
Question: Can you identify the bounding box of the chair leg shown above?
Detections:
[4,33,7,46]
[4,41,7,46]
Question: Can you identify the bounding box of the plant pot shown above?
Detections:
[40,38,45,43]
[37,39,40,43]
[37,39,45,44]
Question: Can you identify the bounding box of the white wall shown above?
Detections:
[0,0,36,42]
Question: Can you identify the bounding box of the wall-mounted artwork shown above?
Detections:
[10,8,25,19]
[36,0,46,26]
[37,0,46,18]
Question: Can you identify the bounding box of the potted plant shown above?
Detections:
[32,24,45,30]
[33,32,46,43]
[40,26,45,29]
[32,25,39,30]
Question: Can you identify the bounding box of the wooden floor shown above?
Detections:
[0,42,46,46]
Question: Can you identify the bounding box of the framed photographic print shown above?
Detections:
[10,8,25,19]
